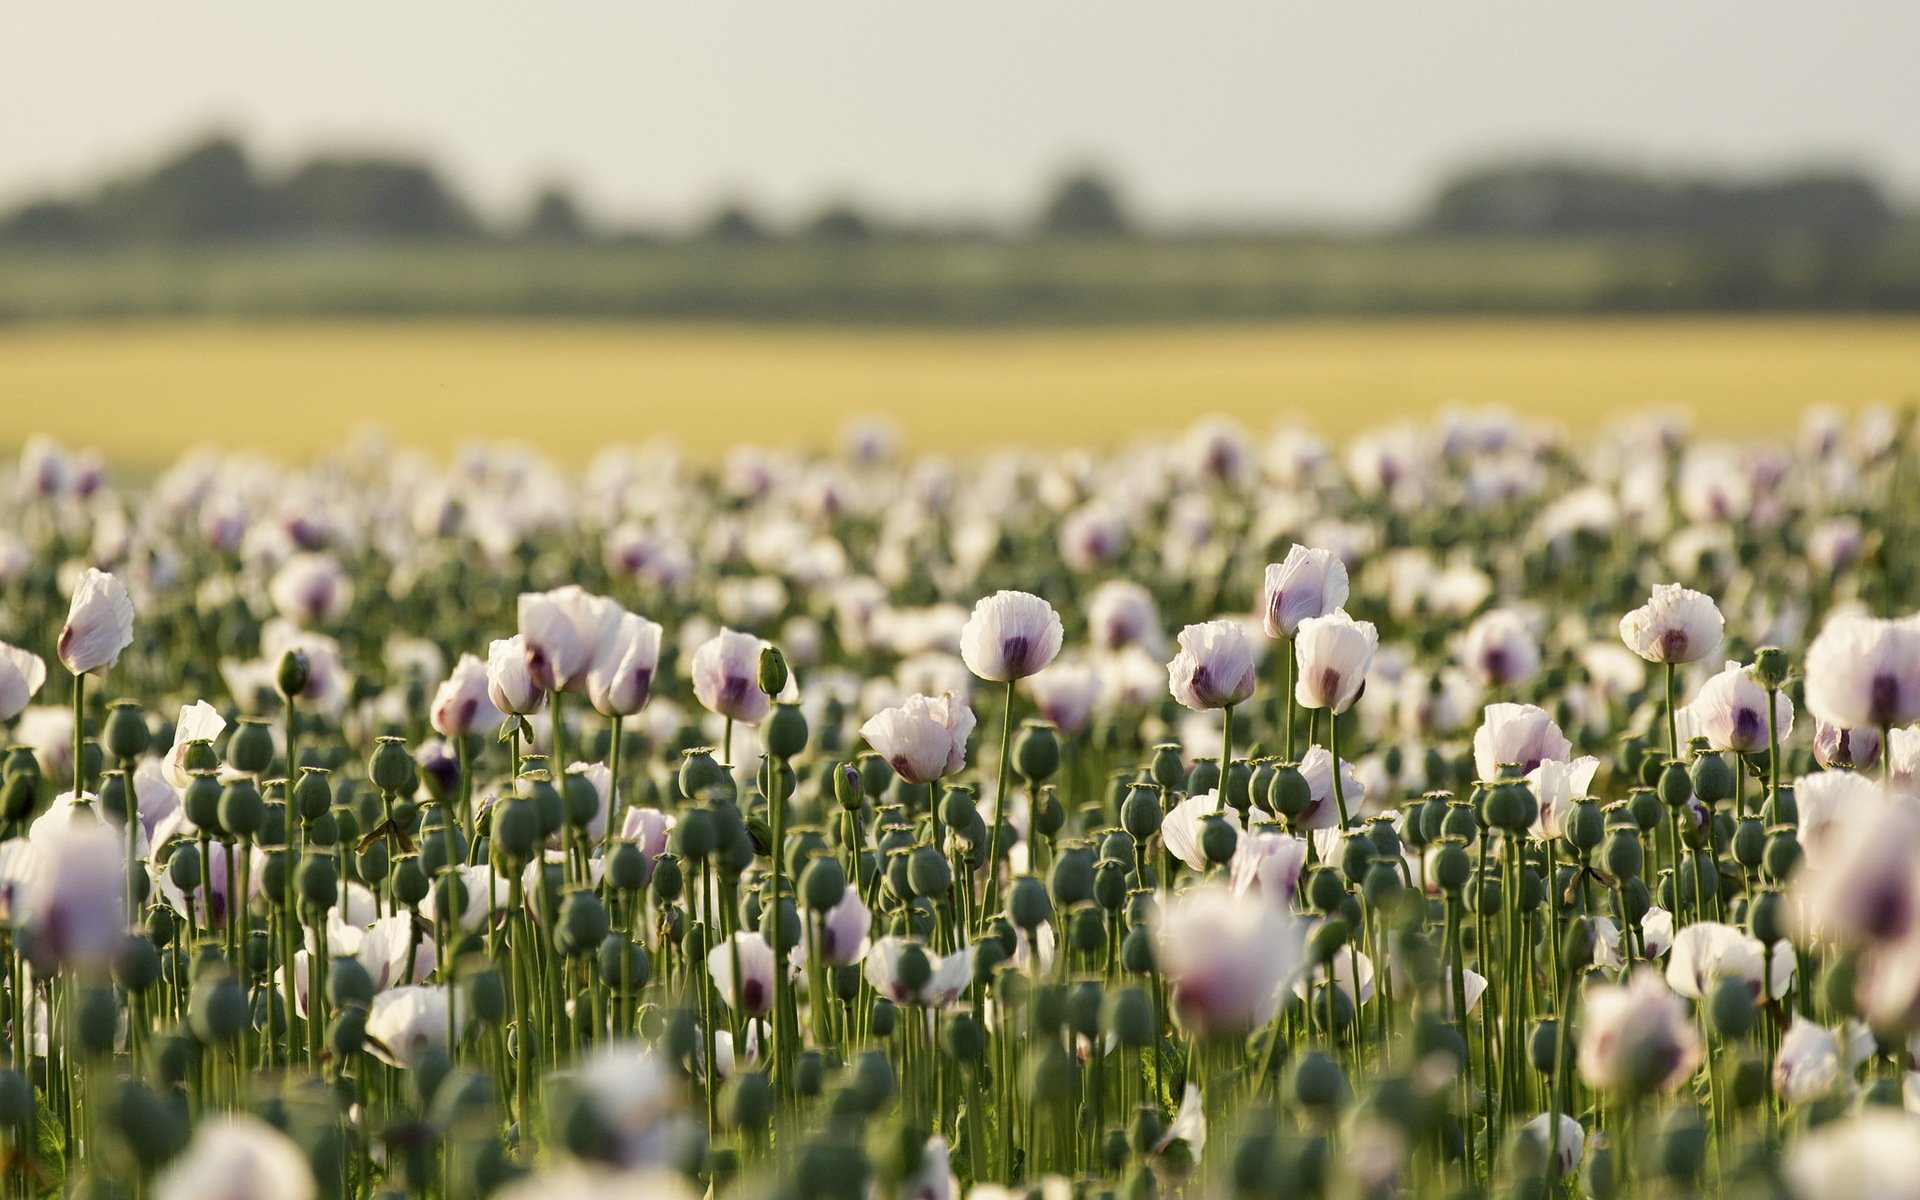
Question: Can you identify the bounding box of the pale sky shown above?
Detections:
[5,2,1917,229]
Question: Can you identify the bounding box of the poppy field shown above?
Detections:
[1,406,1918,1200]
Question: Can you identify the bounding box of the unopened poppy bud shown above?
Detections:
[104,701,148,761]
[756,646,789,697]
[276,648,312,700]
[607,841,647,891]
[834,761,862,811]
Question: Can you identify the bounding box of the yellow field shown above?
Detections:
[3,318,1917,466]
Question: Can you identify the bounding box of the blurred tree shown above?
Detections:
[804,201,875,242]
[702,200,766,242]
[1036,169,1130,238]
[88,135,280,242]
[274,155,477,240]
[521,184,591,241]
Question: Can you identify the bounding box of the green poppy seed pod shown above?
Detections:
[907,844,954,899]
[294,767,331,822]
[1690,753,1733,805]
[226,719,274,777]
[391,856,428,908]
[856,753,891,799]
[1560,915,1596,973]
[1269,764,1311,821]
[1654,1106,1707,1182]
[1708,975,1756,1039]
[1657,761,1692,809]
[0,1071,32,1128]
[1007,874,1053,931]
[522,777,561,839]
[884,850,913,901]
[218,779,264,839]
[756,646,790,697]
[489,797,540,864]
[1529,1019,1561,1075]
[1362,862,1402,908]
[1065,979,1103,1039]
[942,1010,984,1063]
[1102,986,1155,1048]
[1121,785,1162,840]
[854,1042,896,1106]
[1338,834,1374,885]
[1150,743,1185,789]
[329,957,376,1011]
[461,967,505,1026]
[104,701,149,762]
[1821,954,1860,1018]
[1766,783,1797,827]
[1485,781,1534,832]
[183,769,222,829]
[0,773,33,823]
[96,770,130,825]
[1602,828,1643,880]
[1623,788,1660,831]
[1418,793,1450,840]
[724,1070,775,1132]
[296,853,337,911]
[760,895,801,956]
[832,761,861,812]
[114,933,162,993]
[800,855,848,913]
[1567,800,1605,851]
[357,839,390,885]
[1186,759,1221,796]
[166,846,202,893]
[276,648,312,700]
[1049,848,1096,907]
[765,703,808,760]
[1432,840,1472,892]
[1249,760,1277,811]
[1753,647,1790,690]
[1473,873,1503,917]
[1764,829,1801,881]
[1290,1050,1347,1112]
[1094,858,1128,911]
[1440,802,1478,842]
[328,1006,367,1060]
[679,750,727,800]
[1306,866,1347,913]
[1309,918,1350,966]
[1120,924,1155,975]
[1749,890,1786,945]
[1732,817,1766,868]
[1032,788,1067,838]
[1025,1041,1078,1105]
[74,984,120,1057]
[651,855,684,904]
[603,841,645,892]
[1069,906,1106,955]
[369,737,414,795]
[189,974,248,1044]
[1199,814,1238,866]
[1130,1107,1165,1157]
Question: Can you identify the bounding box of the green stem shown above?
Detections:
[983,678,1017,934]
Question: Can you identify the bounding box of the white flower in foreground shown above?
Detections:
[1576,967,1702,1096]
[1784,1111,1920,1200]
[1155,882,1303,1037]
[864,937,971,1008]
[154,1114,315,1200]
[588,611,664,718]
[164,699,227,791]
[1260,545,1349,640]
[690,628,772,724]
[705,932,778,1016]
[573,1041,688,1168]
[1773,1018,1842,1104]
[1229,829,1309,905]
[492,1165,698,1200]
[1688,660,1794,753]
[1293,610,1377,714]
[1805,612,1920,732]
[860,692,975,785]
[1664,920,1792,1001]
[0,641,47,722]
[365,985,465,1068]
[1527,755,1599,840]
[486,635,544,716]
[59,567,135,675]
[1619,583,1723,665]
[519,586,621,695]
[1167,620,1258,712]
[959,590,1063,682]
[1161,791,1241,872]
[1473,703,1572,781]
[1519,1112,1585,1176]
[430,652,504,738]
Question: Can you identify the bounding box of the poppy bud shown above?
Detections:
[756,646,789,697]
[651,855,684,903]
[276,649,312,700]
[1529,1019,1561,1075]
[1752,646,1790,690]
[834,762,862,811]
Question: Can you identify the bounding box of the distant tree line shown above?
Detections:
[1,134,1903,250]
